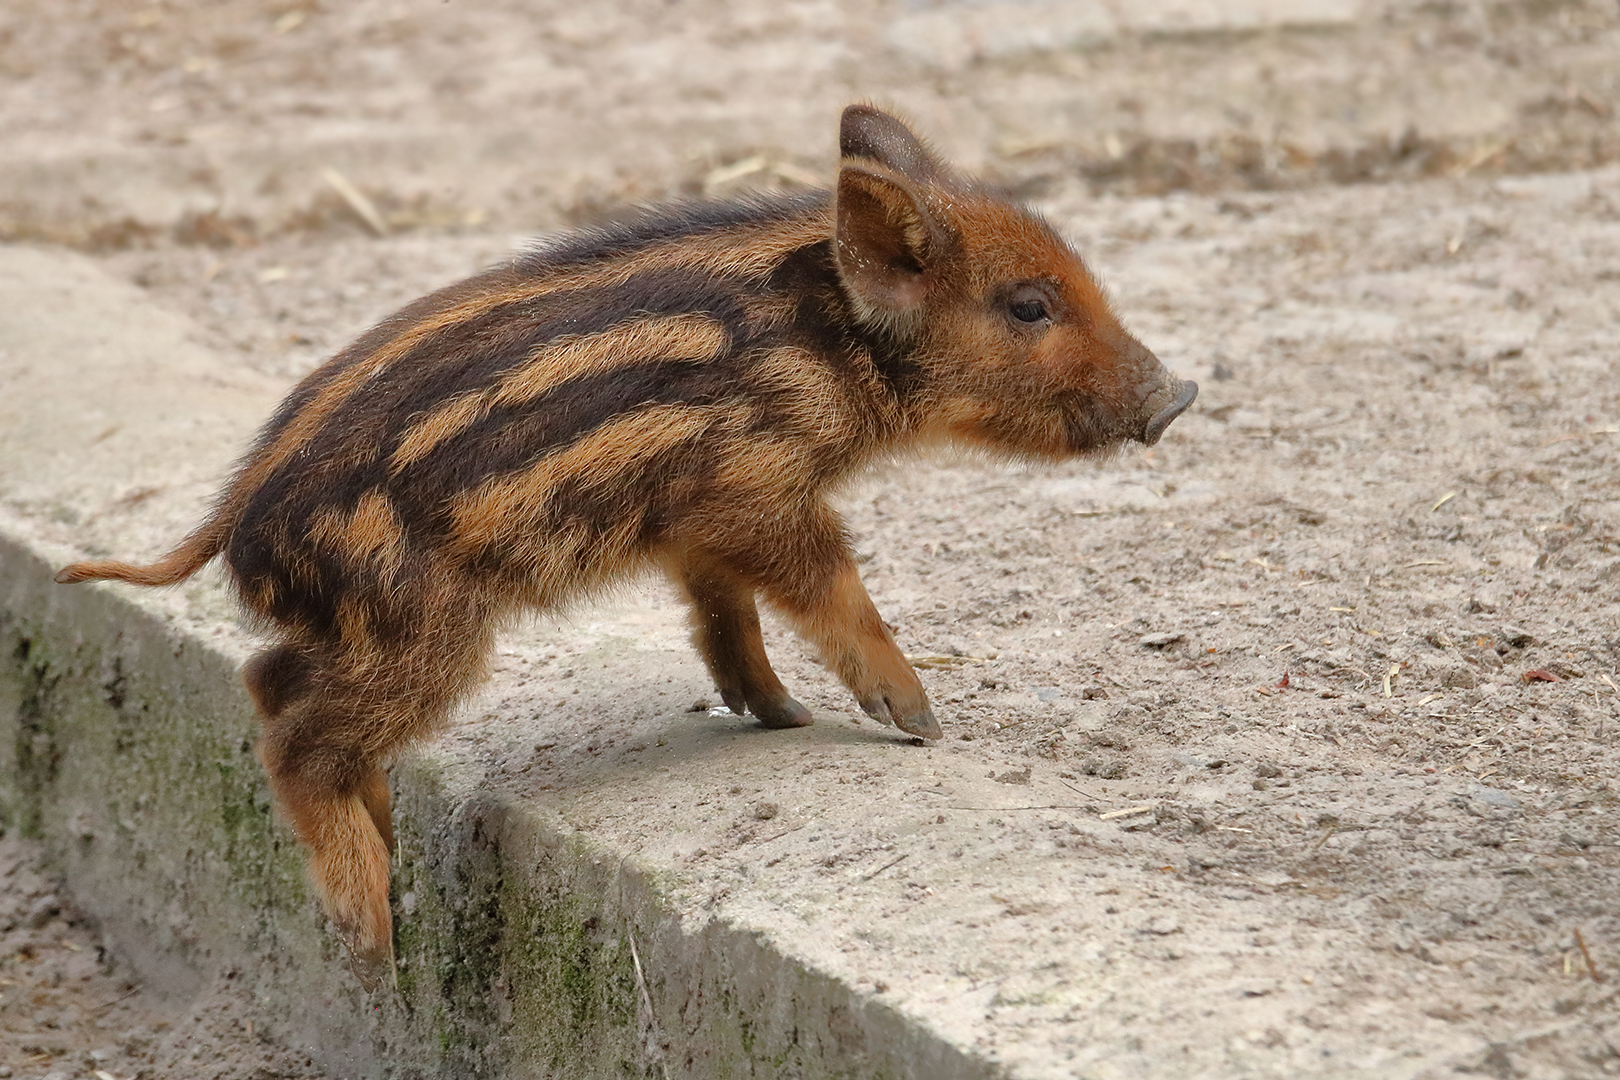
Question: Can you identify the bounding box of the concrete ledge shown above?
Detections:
[3,531,1001,1078]
[0,528,991,1078]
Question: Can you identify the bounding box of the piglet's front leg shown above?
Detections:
[794,560,940,740]
[716,508,938,740]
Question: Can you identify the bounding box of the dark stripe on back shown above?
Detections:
[519,191,828,273]
[244,268,748,509]
[371,269,753,434]
[388,358,742,531]
[250,191,824,453]
[248,264,528,453]
[766,240,923,398]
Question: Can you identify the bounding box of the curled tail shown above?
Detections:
[55,514,232,587]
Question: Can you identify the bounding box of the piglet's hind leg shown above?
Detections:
[265,760,394,989]
[246,646,395,985]
[254,683,395,991]
[676,557,813,728]
[357,763,394,856]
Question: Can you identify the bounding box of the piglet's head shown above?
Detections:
[833,105,1197,459]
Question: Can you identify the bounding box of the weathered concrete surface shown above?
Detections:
[0,244,1003,1077]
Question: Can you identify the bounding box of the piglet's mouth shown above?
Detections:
[1141,380,1198,446]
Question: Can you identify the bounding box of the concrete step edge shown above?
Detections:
[0,520,999,1079]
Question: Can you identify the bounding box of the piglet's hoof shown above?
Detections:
[893,704,942,741]
[344,937,395,994]
[754,695,814,729]
[332,913,394,993]
[859,695,943,740]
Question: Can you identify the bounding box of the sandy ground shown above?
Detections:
[0,837,341,1080]
[2,0,1619,1077]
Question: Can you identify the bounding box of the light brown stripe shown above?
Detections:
[389,313,730,472]
[345,490,408,580]
[448,404,741,554]
[306,490,407,581]
[387,392,489,474]
[492,313,728,407]
[748,346,853,441]
[714,435,813,499]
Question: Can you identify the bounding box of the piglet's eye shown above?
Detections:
[1010,298,1047,323]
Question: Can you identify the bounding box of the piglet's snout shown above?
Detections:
[1139,377,1198,445]
[1111,338,1197,446]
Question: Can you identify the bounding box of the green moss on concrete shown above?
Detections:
[3,634,60,838]
[0,539,379,1066]
[0,590,303,941]
[389,792,641,1078]
[502,866,641,1076]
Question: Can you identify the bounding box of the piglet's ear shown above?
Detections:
[834,163,945,328]
[839,105,941,181]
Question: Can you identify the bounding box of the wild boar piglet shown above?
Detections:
[57,105,1197,985]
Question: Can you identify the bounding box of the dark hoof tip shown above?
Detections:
[754,697,814,729]
[895,715,942,741]
[347,946,395,994]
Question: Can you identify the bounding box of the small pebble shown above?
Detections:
[1139,632,1184,648]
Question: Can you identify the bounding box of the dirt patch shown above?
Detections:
[0,838,335,1079]
[2,0,1619,250]
[3,0,1619,1077]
